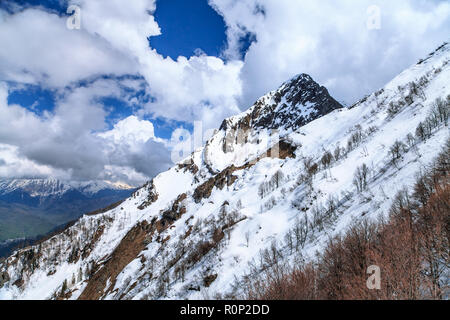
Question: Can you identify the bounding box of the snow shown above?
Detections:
[0,178,134,197]
[1,42,449,300]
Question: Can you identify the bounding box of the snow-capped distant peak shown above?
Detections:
[103,181,135,190]
[0,178,70,197]
[0,178,134,198]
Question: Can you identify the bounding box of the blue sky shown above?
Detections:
[0,0,67,14]
[1,0,230,59]
[0,0,449,185]
[151,0,227,59]
[7,84,56,115]
[2,0,230,140]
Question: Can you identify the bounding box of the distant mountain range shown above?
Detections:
[0,178,134,256]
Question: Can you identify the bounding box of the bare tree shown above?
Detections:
[353,163,370,193]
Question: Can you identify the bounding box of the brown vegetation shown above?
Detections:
[246,140,449,300]
[78,221,153,300]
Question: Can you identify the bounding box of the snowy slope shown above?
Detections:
[0,42,448,300]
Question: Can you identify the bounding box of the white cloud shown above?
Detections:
[0,81,171,185]
[0,8,137,87]
[70,0,243,129]
[0,1,242,183]
[0,0,449,184]
[98,115,173,184]
[0,143,69,179]
[0,1,244,129]
[99,116,155,145]
[211,0,450,106]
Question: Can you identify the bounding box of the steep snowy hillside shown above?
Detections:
[0,42,448,300]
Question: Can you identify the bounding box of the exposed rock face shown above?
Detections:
[208,74,340,171]
[193,166,240,203]
[137,180,159,210]
[160,194,188,229]
[0,271,9,288]
[252,74,343,130]
[178,162,199,175]
[194,140,297,203]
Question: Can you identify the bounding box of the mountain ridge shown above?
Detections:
[0,178,134,198]
[0,42,448,300]
[219,73,343,132]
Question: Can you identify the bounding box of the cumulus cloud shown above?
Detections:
[0,8,137,87]
[98,116,172,183]
[0,143,69,179]
[0,0,244,131]
[211,0,450,106]
[63,0,450,121]
[99,116,156,145]
[68,0,243,129]
[0,0,449,184]
[0,2,178,184]
[0,81,171,185]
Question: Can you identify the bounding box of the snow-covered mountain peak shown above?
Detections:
[220,73,343,134]
[0,42,448,301]
[202,73,342,172]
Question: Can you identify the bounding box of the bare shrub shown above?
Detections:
[243,139,449,300]
[321,151,333,168]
